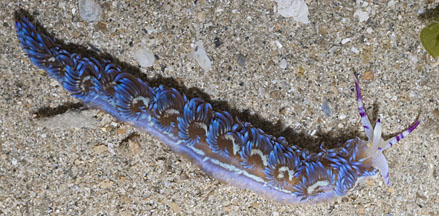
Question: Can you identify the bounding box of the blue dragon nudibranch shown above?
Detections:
[15,11,420,204]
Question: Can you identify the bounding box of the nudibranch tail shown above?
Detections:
[353,75,420,185]
[15,14,66,82]
[16,10,420,204]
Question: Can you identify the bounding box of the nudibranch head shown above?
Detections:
[355,118,421,185]
[353,75,420,185]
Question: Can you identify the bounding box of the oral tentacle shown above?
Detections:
[383,120,421,151]
[372,119,383,152]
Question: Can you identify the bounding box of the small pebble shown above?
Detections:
[237,54,246,67]
[128,140,141,155]
[11,158,18,166]
[133,46,155,67]
[280,59,287,69]
[214,37,222,47]
[351,47,360,54]
[197,12,206,22]
[275,40,283,49]
[321,101,331,117]
[354,9,369,22]
[387,0,396,8]
[432,108,439,119]
[274,0,310,24]
[98,180,114,189]
[95,22,107,32]
[79,0,102,22]
[362,71,374,80]
[193,40,212,70]
[93,145,108,154]
[169,202,181,213]
[341,38,351,44]
[354,1,369,23]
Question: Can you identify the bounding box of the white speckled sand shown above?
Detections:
[1,1,438,215]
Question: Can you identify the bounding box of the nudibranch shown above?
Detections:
[15,11,420,204]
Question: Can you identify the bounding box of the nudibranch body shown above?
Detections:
[15,11,420,204]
